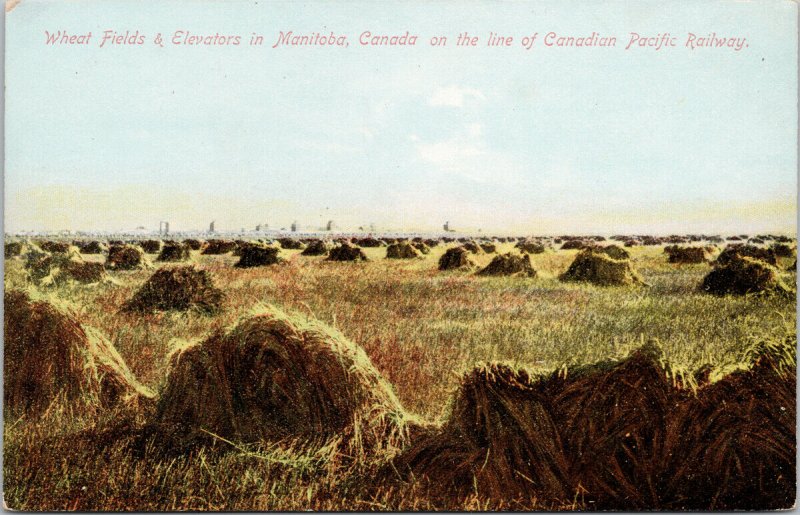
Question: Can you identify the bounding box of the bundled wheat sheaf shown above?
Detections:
[665,245,712,264]
[412,241,432,254]
[477,253,537,277]
[201,239,237,255]
[388,336,796,510]
[23,246,110,286]
[5,240,25,258]
[386,242,423,259]
[327,243,368,261]
[278,238,305,250]
[701,255,793,296]
[76,240,107,254]
[715,244,777,266]
[37,240,71,253]
[460,241,484,254]
[769,242,795,257]
[300,239,331,256]
[515,240,546,254]
[234,244,283,268]
[560,239,587,250]
[560,247,645,286]
[156,242,191,262]
[355,237,384,247]
[438,246,476,271]
[4,290,154,419]
[106,244,151,271]
[124,265,224,314]
[153,306,416,459]
[139,239,163,254]
[183,238,203,250]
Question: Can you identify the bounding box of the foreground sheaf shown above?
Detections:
[388,341,795,510]
[150,306,419,459]
[4,289,154,419]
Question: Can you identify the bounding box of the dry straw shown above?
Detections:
[201,239,237,255]
[386,242,422,260]
[106,244,152,271]
[124,265,224,314]
[24,246,111,286]
[4,289,155,420]
[477,253,536,277]
[327,243,368,262]
[234,244,283,268]
[301,239,331,256]
[701,255,793,296]
[388,335,795,510]
[560,248,645,286]
[665,245,711,264]
[153,305,421,462]
[438,247,476,271]
[156,242,191,262]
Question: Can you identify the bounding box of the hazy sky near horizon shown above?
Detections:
[5,0,798,234]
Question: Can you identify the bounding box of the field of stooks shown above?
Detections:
[3,233,797,510]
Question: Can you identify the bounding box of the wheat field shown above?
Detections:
[3,241,796,510]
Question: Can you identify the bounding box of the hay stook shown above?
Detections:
[234,244,283,268]
[201,239,237,255]
[327,243,369,262]
[715,244,777,266]
[24,247,109,286]
[438,247,476,271]
[516,240,546,254]
[388,339,796,510]
[665,246,711,264]
[4,289,154,419]
[152,306,414,459]
[560,248,645,286]
[476,253,536,277]
[139,240,163,254]
[157,242,191,262]
[701,255,792,296]
[300,239,331,256]
[124,265,224,314]
[106,245,151,271]
[386,242,423,259]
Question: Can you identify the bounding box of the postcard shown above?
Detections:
[3,0,797,511]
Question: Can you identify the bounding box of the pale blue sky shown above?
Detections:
[5,0,797,234]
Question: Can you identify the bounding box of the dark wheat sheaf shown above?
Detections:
[300,239,331,256]
[106,244,150,271]
[476,253,536,277]
[201,239,237,255]
[4,289,154,419]
[234,244,283,268]
[156,242,191,262]
[151,306,419,461]
[326,243,368,262]
[560,248,645,286]
[386,242,422,259]
[124,266,224,314]
[438,247,475,271]
[388,337,796,510]
[701,255,793,296]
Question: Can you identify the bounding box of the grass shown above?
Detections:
[3,242,796,510]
